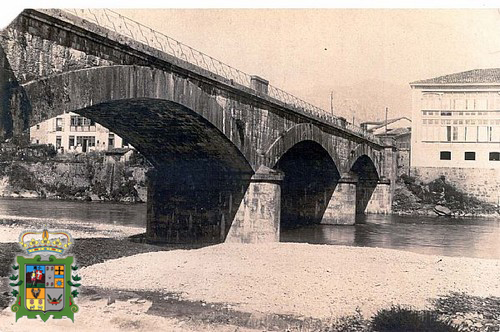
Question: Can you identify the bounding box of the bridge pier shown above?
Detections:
[225,166,284,243]
[364,179,392,214]
[145,165,283,244]
[145,166,253,244]
[320,177,357,225]
[320,177,392,225]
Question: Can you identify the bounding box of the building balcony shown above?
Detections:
[70,126,97,132]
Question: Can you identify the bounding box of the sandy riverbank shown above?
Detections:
[78,243,500,320]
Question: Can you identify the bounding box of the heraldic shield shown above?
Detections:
[10,229,81,322]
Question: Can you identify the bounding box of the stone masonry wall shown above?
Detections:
[412,166,500,204]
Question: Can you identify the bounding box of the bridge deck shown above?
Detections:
[34,8,382,146]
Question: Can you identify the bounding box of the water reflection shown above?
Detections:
[0,198,147,227]
[281,214,500,259]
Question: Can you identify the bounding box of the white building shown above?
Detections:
[30,112,128,153]
[409,68,500,203]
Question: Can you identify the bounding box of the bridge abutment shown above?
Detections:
[225,166,283,243]
[320,178,357,225]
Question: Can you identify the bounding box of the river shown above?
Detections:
[0,198,498,259]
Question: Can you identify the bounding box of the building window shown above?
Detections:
[76,136,95,147]
[76,136,96,152]
[55,118,63,131]
[440,111,452,116]
[56,136,62,148]
[466,99,474,110]
[69,136,75,147]
[489,152,500,161]
[108,133,115,149]
[70,116,95,131]
[465,126,477,142]
[464,152,476,160]
[452,126,458,141]
[36,124,40,130]
[440,151,451,160]
[478,126,488,142]
[446,126,452,141]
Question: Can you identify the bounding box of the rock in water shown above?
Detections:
[434,205,452,216]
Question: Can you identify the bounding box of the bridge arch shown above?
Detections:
[272,139,341,229]
[345,143,382,179]
[263,122,342,170]
[20,64,255,170]
[21,65,259,243]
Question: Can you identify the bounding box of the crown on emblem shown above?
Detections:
[18,228,73,255]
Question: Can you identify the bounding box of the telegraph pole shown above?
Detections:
[385,107,388,134]
[330,91,334,115]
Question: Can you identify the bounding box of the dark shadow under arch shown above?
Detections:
[264,123,342,172]
[349,155,380,216]
[274,140,341,230]
[71,98,254,243]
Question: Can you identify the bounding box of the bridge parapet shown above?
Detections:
[43,8,381,145]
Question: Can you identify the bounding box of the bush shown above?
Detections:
[325,308,369,332]
[7,163,40,191]
[371,306,457,332]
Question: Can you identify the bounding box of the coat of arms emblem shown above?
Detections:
[10,229,81,322]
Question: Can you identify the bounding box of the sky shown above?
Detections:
[3,5,500,122]
[113,9,500,121]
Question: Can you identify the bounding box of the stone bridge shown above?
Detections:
[0,9,397,243]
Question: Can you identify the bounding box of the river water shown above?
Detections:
[0,198,498,259]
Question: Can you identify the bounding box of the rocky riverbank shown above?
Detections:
[0,149,150,203]
[393,174,500,217]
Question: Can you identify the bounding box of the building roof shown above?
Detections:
[361,117,411,131]
[386,127,411,136]
[410,68,500,85]
[374,127,411,138]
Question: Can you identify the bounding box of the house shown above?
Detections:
[30,112,130,153]
[409,68,500,203]
[362,118,412,177]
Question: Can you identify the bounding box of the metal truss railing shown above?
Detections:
[60,8,380,144]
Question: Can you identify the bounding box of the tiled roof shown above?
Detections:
[410,68,500,85]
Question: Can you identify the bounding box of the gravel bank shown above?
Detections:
[0,216,144,243]
[79,243,500,319]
